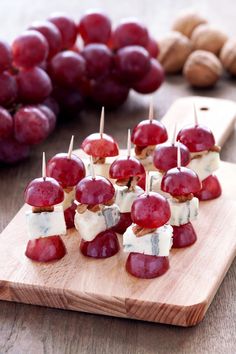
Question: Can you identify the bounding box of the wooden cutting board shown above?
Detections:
[0,96,236,327]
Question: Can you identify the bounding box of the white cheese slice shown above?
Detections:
[74,204,120,242]
[168,197,199,226]
[123,224,173,256]
[58,188,75,211]
[188,151,220,181]
[26,205,67,239]
[136,154,155,171]
[149,171,170,197]
[115,185,144,213]
[84,156,115,179]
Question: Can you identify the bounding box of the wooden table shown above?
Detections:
[1,1,236,353]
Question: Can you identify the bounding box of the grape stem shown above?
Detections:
[99,106,105,138]
[67,135,74,159]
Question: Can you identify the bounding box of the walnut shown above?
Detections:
[158,31,192,73]
[220,38,236,75]
[172,9,207,38]
[183,50,223,87]
[191,24,228,55]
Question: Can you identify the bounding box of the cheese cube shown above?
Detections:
[136,154,155,171]
[168,197,199,226]
[188,151,220,181]
[74,204,120,242]
[26,206,67,239]
[115,185,144,213]
[85,156,115,179]
[123,224,173,256]
[149,171,170,197]
[60,188,75,210]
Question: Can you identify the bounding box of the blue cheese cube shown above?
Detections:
[136,154,155,171]
[149,171,169,197]
[74,204,120,241]
[168,197,199,226]
[26,205,66,239]
[123,224,173,256]
[188,151,220,181]
[59,188,75,210]
[115,185,144,213]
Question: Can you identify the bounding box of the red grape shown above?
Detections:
[47,153,85,188]
[131,119,168,147]
[194,175,222,201]
[24,177,64,207]
[131,192,171,229]
[17,67,52,103]
[25,236,66,262]
[91,76,129,107]
[0,72,18,107]
[153,142,190,171]
[177,124,215,152]
[0,40,12,72]
[146,36,160,58]
[126,253,169,279]
[112,19,149,49]
[14,106,50,145]
[80,230,119,258]
[0,107,13,139]
[81,43,113,79]
[76,176,115,206]
[49,51,86,88]
[12,30,49,68]
[133,59,165,94]
[114,45,150,82]
[42,96,60,116]
[0,137,30,164]
[29,20,62,59]
[109,156,145,179]
[48,13,77,49]
[161,167,201,196]
[82,133,119,158]
[52,86,84,115]
[64,203,76,229]
[37,104,57,134]
[172,222,197,248]
[78,11,111,44]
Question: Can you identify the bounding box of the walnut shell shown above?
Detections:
[158,31,192,73]
[191,24,228,55]
[183,50,223,87]
[220,38,236,75]
[172,9,207,38]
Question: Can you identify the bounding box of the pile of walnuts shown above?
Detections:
[158,9,236,88]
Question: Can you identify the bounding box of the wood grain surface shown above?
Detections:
[1,0,236,353]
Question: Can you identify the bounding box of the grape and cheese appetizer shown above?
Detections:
[24,153,67,262]
[161,144,201,248]
[74,160,120,258]
[46,136,86,229]
[123,176,173,279]
[81,107,119,178]
[151,133,191,196]
[109,130,145,234]
[177,105,221,201]
[131,100,168,171]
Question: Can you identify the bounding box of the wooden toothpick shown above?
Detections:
[193,102,198,126]
[90,156,96,179]
[145,171,150,195]
[67,135,74,159]
[99,106,105,138]
[127,129,131,158]
[149,97,154,122]
[177,141,181,169]
[42,152,46,180]
[172,123,177,145]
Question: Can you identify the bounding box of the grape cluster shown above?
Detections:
[0,11,164,164]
